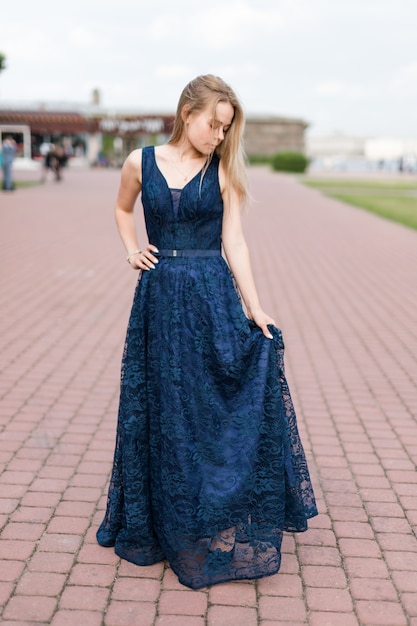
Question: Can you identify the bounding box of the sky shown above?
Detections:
[1,0,416,138]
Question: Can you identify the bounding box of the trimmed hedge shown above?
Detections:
[271,151,308,173]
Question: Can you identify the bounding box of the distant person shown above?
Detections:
[1,135,17,191]
[45,144,67,181]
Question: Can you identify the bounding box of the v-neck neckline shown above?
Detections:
[152,146,204,193]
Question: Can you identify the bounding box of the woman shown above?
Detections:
[97,74,317,589]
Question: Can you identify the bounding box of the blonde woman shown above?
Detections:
[97,75,317,589]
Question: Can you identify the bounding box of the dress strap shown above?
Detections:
[141,145,154,184]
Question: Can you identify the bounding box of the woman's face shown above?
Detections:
[185,100,234,156]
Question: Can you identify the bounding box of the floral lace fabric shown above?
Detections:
[96,146,317,589]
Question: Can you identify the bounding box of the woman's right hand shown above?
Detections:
[128,244,159,270]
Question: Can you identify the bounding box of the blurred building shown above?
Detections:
[0,108,174,167]
[307,131,417,172]
[244,115,308,157]
[0,97,309,166]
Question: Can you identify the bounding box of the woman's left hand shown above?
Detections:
[248,308,276,339]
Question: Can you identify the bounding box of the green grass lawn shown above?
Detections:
[301,178,417,230]
[14,180,44,189]
[1,179,43,190]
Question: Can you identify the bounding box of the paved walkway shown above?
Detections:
[1,166,416,626]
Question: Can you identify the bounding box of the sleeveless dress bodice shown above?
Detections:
[141,146,223,251]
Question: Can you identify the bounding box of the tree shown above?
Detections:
[0,53,6,74]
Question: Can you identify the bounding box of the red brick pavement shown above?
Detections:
[1,166,416,625]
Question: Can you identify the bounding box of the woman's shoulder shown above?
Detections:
[126,148,142,164]
[126,145,156,163]
[124,146,154,172]
[121,148,141,180]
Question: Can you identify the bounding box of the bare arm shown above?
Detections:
[221,171,275,339]
[115,149,159,271]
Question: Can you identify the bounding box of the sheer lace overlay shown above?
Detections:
[96,146,317,589]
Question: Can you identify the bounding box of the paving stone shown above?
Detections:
[355,600,407,625]
[112,577,160,602]
[384,551,417,571]
[10,505,54,523]
[37,532,82,553]
[38,466,74,480]
[54,500,96,517]
[349,577,399,601]
[327,506,368,522]
[162,567,192,590]
[401,593,417,617]
[0,581,14,606]
[309,612,359,625]
[51,610,103,626]
[62,487,102,502]
[69,563,117,587]
[333,521,375,539]
[77,543,120,565]
[27,551,75,573]
[372,516,413,534]
[295,529,337,547]
[0,539,36,561]
[20,491,62,507]
[305,587,353,612]
[208,605,258,626]
[16,571,66,596]
[297,546,341,566]
[104,601,156,625]
[302,565,347,588]
[1,521,46,541]
[0,471,36,485]
[59,585,110,611]
[0,559,26,581]
[258,596,307,622]
[345,557,390,579]
[377,532,417,552]
[392,571,417,593]
[338,538,382,558]
[118,560,164,579]
[209,581,257,606]
[156,617,205,626]
[2,595,57,622]
[47,515,91,534]
[257,573,303,597]
[158,590,207,615]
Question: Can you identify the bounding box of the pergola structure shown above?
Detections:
[0,124,31,158]
[0,109,309,163]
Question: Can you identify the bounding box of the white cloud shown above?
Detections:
[68,27,101,48]
[148,1,314,50]
[2,25,60,62]
[390,61,417,97]
[155,65,194,79]
[187,2,284,47]
[148,15,183,42]
[209,63,265,78]
[315,81,364,100]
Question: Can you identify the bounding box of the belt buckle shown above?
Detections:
[173,249,177,257]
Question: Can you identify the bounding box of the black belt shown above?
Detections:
[157,249,221,257]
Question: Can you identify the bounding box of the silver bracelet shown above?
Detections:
[126,249,141,263]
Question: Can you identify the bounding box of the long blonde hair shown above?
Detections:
[168,74,249,206]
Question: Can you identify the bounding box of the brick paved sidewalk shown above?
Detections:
[1,166,416,625]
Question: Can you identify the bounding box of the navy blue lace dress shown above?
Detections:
[97,146,317,589]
